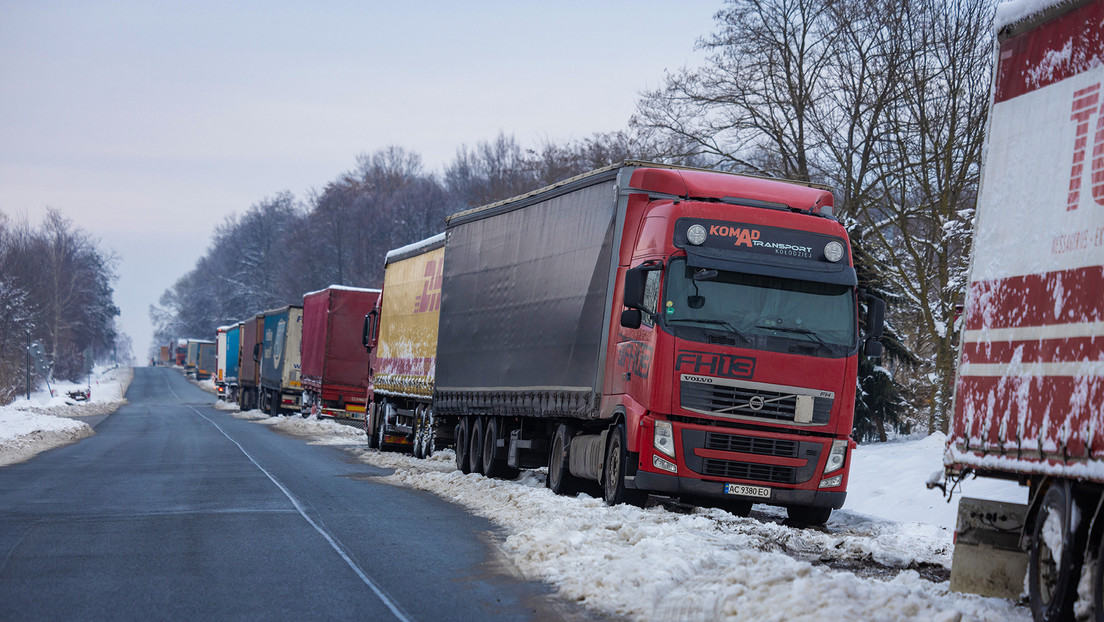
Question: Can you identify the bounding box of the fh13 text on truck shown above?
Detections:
[362,162,884,525]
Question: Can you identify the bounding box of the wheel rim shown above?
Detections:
[604,436,620,503]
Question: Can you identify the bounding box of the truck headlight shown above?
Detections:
[654,420,675,458]
[825,439,847,473]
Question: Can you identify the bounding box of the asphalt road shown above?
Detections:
[0,367,586,621]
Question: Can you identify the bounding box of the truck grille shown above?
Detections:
[681,379,831,424]
[702,459,796,484]
[705,432,798,458]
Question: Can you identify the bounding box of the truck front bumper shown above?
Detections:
[630,470,846,509]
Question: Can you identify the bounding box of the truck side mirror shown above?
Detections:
[620,309,642,329]
[861,293,886,360]
[864,339,884,359]
[623,266,648,310]
[252,343,260,363]
[363,310,378,353]
[863,294,885,340]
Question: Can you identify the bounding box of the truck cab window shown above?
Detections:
[641,270,661,327]
[663,258,855,355]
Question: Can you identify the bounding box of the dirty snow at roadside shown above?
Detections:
[0,366,133,466]
[255,414,1029,621]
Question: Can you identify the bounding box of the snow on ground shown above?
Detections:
[255,414,1031,621]
[0,366,133,466]
[845,433,1026,531]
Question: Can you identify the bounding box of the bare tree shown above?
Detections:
[634,0,838,179]
[860,0,992,432]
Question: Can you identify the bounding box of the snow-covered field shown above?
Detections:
[230,410,1030,621]
[0,366,133,466]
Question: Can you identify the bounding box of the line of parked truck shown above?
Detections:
[149,3,1104,618]
[166,160,885,527]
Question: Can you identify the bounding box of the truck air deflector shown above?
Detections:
[685,246,857,287]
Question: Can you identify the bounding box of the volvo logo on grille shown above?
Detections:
[748,395,765,411]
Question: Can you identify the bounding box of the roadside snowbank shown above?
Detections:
[255,414,1029,621]
[0,366,132,466]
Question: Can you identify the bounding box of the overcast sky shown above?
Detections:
[0,0,719,358]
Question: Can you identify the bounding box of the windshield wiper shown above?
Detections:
[754,324,830,349]
[668,318,751,343]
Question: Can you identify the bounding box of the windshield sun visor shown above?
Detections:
[684,245,857,287]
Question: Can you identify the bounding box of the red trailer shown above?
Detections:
[301,286,380,421]
[942,1,1104,618]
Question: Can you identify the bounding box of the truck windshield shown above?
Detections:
[662,258,856,355]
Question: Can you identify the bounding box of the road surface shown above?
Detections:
[0,367,588,621]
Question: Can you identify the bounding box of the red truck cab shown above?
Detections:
[608,168,879,523]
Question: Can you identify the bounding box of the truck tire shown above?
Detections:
[1094,530,1104,622]
[547,424,580,496]
[602,423,646,507]
[468,416,485,475]
[787,505,830,526]
[1030,481,1085,622]
[376,409,388,451]
[366,403,379,449]
[421,408,435,459]
[482,417,519,480]
[455,417,471,474]
[412,407,425,459]
[260,389,271,415]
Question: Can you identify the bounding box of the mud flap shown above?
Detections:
[950,497,1028,600]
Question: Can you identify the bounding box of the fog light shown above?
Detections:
[653,455,677,473]
[819,474,843,488]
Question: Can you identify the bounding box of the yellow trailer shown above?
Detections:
[366,233,445,456]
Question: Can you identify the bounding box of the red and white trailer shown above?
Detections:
[943,1,1104,618]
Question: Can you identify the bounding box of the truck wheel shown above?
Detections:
[376,408,388,451]
[482,418,519,480]
[456,417,471,474]
[366,403,379,449]
[421,409,435,459]
[1093,531,1104,622]
[787,505,831,526]
[468,417,485,475]
[412,407,425,459]
[547,424,579,496]
[603,423,646,507]
[1030,481,1085,622]
[260,389,271,415]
